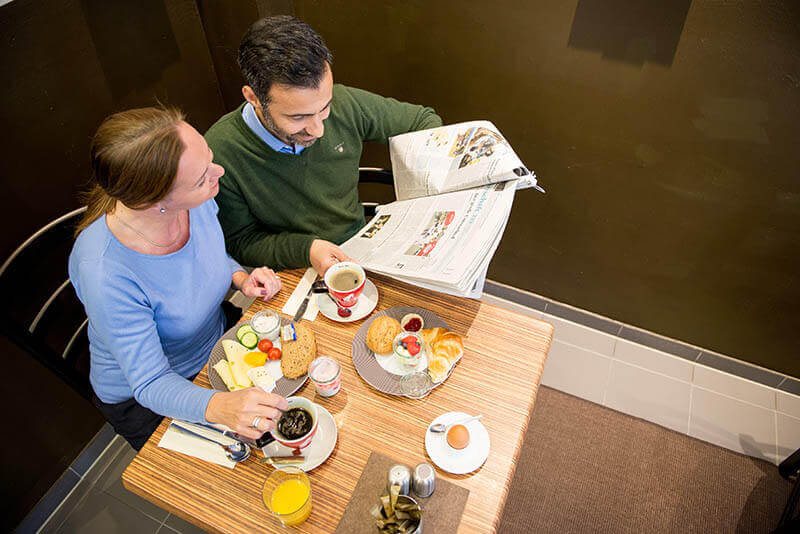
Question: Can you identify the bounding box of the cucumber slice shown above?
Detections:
[240,331,258,349]
[236,324,255,341]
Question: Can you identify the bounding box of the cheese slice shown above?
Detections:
[212,359,240,391]
[222,339,253,388]
[247,366,276,393]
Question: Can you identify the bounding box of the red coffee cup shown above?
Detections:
[323,261,366,317]
[262,397,319,453]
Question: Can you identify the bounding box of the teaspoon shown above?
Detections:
[429,414,483,433]
[171,423,251,462]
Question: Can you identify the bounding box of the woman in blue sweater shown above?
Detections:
[69,107,287,450]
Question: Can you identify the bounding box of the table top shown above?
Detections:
[122,269,553,533]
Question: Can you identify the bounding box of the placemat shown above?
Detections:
[351,306,453,396]
[334,451,469,534]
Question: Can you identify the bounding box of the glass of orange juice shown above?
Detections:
[262,467,312,526]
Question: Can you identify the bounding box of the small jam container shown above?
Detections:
[308,356,342,397]
[250,310,280,341]
[393,332,424,369]
[387,464,411,496]
[412,462,436,498]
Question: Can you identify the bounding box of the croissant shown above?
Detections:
[432,332,463,366]
[420,327,447,347]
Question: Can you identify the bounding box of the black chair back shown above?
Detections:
[0,207,92,400]
[358,167,394,218]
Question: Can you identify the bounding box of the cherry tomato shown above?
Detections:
[267,347,282,360]
[257,339,273,352]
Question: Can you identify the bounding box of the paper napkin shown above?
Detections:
[281,267,320,321]
[158,421,237,468]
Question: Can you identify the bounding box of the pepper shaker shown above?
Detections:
[412,462,436,498]
[387,464,411,496]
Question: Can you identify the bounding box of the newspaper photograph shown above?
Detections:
[390,120,542,201]
[341,180,518,296]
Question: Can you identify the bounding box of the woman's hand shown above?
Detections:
[237,267,282,301]
[205,389,289,439]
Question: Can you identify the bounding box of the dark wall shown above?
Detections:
[293,0,800,376]
[0,0,226,526]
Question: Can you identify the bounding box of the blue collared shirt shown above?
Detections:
[241,103,306,155]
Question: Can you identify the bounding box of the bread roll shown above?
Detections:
[366,316,401,354]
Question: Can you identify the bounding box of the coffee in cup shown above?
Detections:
[323,261,367,318]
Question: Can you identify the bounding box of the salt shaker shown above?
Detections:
[387,464,411,496]
[412,462,436,498]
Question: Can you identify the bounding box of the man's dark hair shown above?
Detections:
[238,15,332,104]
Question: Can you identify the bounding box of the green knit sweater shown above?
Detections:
[205,84,442,269]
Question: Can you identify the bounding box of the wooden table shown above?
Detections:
[122,269,553,533]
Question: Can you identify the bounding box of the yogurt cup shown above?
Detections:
[250,310,280,341]
[308,356,342,397]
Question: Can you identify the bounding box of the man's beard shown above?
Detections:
[260,107,318,148]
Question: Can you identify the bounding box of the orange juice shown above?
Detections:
[263,468,312,526]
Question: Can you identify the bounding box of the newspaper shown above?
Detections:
[341,121,542,298]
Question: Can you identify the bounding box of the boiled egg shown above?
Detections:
[446,424,470,450]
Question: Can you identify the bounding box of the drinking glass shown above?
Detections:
[262,467,312,526]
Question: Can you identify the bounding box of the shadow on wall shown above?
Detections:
[80,0,180,100]
[568,0,692,66]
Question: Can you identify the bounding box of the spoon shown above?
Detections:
[171,423,251,462]
[429,414,483,433]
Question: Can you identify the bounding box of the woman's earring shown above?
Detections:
[160,207,166,214]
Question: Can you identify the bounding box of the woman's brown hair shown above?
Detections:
[76,107,186,235]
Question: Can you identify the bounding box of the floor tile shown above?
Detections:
[541,339,611,404]
[543,301,621,335]
[613,339,694,382]
[15,470,79,534]
[618,326,701,360]
[164,512,210,534]
[777,413,800,463]
[693,364,776,410]
[696,352,783,388]
[480,293,543,320]
[72,424,118,476]
[604,360,691,434]
[541,312,617,356]
[689,387,778,464]
[55,488,161,534]
[93,444,169,523]
[777,391,800,419]
[483,280,549,311]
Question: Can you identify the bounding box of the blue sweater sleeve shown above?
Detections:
[79,260,215,423]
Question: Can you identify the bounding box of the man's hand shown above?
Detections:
[237,267,282,301]
[309,239,353,275]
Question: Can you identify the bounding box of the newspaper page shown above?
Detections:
[390,120,541,201]
[341,180,518,297]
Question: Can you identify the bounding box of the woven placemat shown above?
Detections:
[351,306,451,395]
[206,318,307,396]
[334,451,469,534]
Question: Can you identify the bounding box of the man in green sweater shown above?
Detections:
[206,16,442,274]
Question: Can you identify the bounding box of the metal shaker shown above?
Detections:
[387,464,411,496]
[412,462,436,498]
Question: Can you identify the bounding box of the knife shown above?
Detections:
[293,278,327,322]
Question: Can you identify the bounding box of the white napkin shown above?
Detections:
[281,267,320,321]
[158,421,237,468]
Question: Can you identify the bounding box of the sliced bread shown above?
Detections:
[281,323,317,378]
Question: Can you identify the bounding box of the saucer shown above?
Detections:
[424,412,490,475]
[317,279,378,323]
[261,404,337,471]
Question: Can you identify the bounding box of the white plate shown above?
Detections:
[317,279,379,323]
[261,404,337,472]
[424,412,490,475]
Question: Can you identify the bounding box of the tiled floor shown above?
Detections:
[42,437,208,534]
